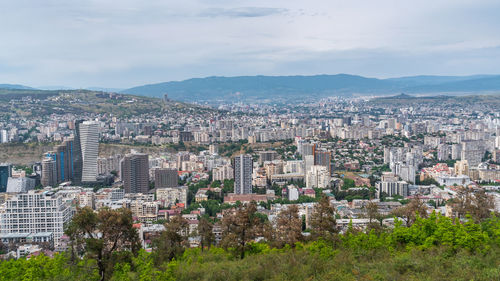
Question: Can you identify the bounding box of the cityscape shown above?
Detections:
[1,1,500,280]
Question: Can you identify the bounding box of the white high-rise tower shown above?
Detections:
[79,121,99,183]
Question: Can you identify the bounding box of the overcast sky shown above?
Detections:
[0,0,499,88]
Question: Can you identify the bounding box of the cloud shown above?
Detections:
[199,7,286,18]
[0,0,499,88]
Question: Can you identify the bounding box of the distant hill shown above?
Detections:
[369,93,500,108]
[0,84,36,90]
[121,74,500,101]
[0,88,217,120]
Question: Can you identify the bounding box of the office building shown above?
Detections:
[41,158,57,187]
[45,139,74,184]
[0,163,12,193]
[154,168,178,189]
[73,120,99,184]
[121,153,149,193]
[79,121,99,183]
[234,154,253,194]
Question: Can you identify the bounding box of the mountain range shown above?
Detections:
[2,74,500,102]
[121,74,500,101]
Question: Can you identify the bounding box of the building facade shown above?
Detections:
[234,154,253,194]
[121,153,150,193]
[0,190,73,246]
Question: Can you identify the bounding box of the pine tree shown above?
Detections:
[309,195,337,240]
[65,207,140,281]
[198,216,215,251]
[364,201,383,231]
[220,202,264,258]
[153,214,189,265]
[274,204,303,247]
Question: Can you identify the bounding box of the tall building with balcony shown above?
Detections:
[0,190,73,247]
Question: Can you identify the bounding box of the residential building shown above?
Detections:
[0,190,73,247]
[234,154,253,194]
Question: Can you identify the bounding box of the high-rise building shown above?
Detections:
[375,180,408,199]
[314,149,331,169]
[461,141,484,167]
[45,139,75,184]
[304,155,314,174]
[41,158,57,187]
[74,121,99,183]
[154,168,178,189]
[306,165,330,189]
[0,163,12,192]
[121,153,149,193]
[234,154,253,194]
[0,190,73,246]
[0,129,8,143]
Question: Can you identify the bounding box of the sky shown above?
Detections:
[0,0,499,89]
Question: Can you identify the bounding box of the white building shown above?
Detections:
[375,180,409,198]
[435,175,471,186]
[80,121,99,182]
[288,186,299,201]
[6,177,36,193]
[284,160,304,175]
[306,165,330,189]
[0,190,73,247]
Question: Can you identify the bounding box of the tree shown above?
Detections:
[391,196,428,227]
[198,217,215,251]
[309,195,337,240]
[274,205,303,247]
[364,201,383,231]
[220,202,264,258]
[153,215,189,265]
[65,207,140,281]
[342,178,356,189]
[450,187,495,222]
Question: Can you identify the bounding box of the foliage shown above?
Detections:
[65,207,140,280]
[3,213,500,280]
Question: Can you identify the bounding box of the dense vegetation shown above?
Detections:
[1,202,500,280]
